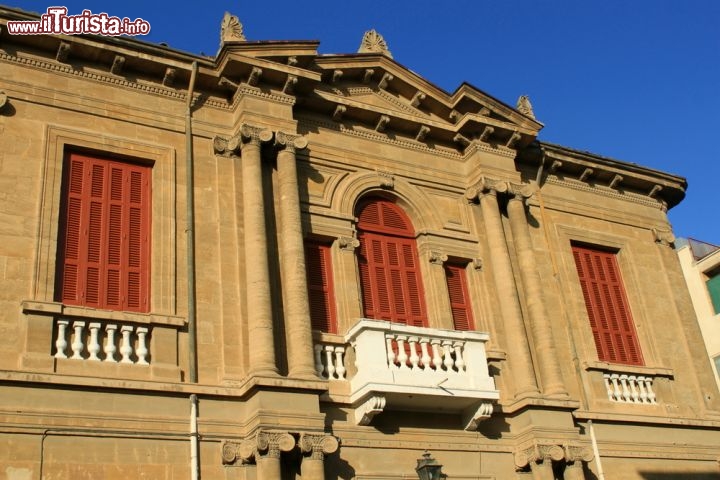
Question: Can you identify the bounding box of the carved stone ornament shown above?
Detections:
[652,227,676,247]
[508,182,535,200]
[428,251,448,265]
[275,131,308,153]
[299,433,340,460]
[355,395,386,425]
[240,124,274,146]
[516,95,536,119]
[472,258,483,271]
[463,402,494,431]
[358,29,393,58]
[565,445,594,464]
[377,170,394,189]
[56,41,71,62]
[213,135,241,156]
[221,12,246,44]
[0,91,7,111]
[465,176,509,202]
[338,236,360,252]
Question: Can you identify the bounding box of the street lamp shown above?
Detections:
[416,450,443,480]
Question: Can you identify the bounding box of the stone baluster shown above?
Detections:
[324,345,336,379]
[644,377,657,403]
[396,336,408,369]
[136,327,149,365]
[239,124,278,376]
[88,322,101,360]
[442,341,454,371]
[54,320,69,359]
[385,336,396,368]
[104,324,118,362]
[120,325,134,364]
[334,347,346,379]
[408,336,420,369]
[431,340,443,370]
[467,178,539,397]
[619,375,630,402]
[299,433,339,480]
[275,131,317,379]
[453,341,466,372]
[506,184,567,398]
[314,344,324,376]
[420,339,431,369]
[71,321,85,359]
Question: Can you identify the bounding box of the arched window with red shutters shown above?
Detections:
[356,198,428,327]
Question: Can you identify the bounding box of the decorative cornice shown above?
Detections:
[0,52,189,103]
[544,175,667,210]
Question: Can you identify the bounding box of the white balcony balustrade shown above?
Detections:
[54,319,150,365]
[603,372,657,404]
[314,319,499,429]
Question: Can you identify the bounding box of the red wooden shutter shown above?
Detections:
[58,153,151,312]
[305,242,337,333]
[357,199,427,326]
[445,264,474,331]
[572,244,643,365]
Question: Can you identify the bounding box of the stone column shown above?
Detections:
[275,131,317,379]
[255,431,296,480]
[240,124,278,376]
[300,433,340,480]
[507,185,566,398]
[468,179,538,397]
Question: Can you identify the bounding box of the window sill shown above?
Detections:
[583,360,673,378]
[22,300,186,327]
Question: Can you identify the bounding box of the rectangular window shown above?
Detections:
[572,244,643,366]
[305,241,337,333]
[57,152,151,312]
[444,263,475,331]
[706,268,720,315]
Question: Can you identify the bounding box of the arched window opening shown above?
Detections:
[356,198,428,327]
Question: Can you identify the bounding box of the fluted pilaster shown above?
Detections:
[275,131,316,379]
[507,185,567,398]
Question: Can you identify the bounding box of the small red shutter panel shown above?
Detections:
[445,264,474,331]
[58,153,150,312]
[572,244,643,365]
[356,199,427,326]
[305,242,337,333]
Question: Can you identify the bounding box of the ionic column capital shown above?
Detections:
[275,130,308,153]
[465,176,509,202]
[256,430,296,459]
[240,123,274,146]
[213,135,241,156]
[507,182,535,202]
[299,433,339,460]
[428,250,448,265]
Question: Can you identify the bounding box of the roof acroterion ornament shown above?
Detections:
[220,12,246,44]
[516,95,535,119]
[358,29,393,58]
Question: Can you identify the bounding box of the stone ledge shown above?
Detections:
[583,360,674,378]
[573,409,720,428]
[22,300,187,327]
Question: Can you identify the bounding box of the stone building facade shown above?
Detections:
[1,6,720,479]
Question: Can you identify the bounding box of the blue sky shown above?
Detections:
[12,1,720,244]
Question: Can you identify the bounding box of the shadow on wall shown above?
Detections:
[640,472,719,480]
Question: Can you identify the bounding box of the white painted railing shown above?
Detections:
[603,373,657,404]
[54,319,150,365]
